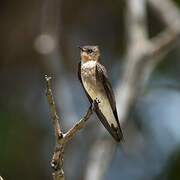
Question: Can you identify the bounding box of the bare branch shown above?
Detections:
[0,176,4,180]
[117,0,149,125]
[148,0,180,32]
[147,0,180,59]
[45,75,93,180]
[149,29,179,59]
[116,0,180,126]
[84,140,115,180]
[45,75,63,141]
[125,0,148,49]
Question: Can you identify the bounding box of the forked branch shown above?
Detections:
[45,75,93,180]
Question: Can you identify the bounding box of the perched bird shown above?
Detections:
[78,45,123,142]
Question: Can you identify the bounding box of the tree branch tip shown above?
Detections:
[45,74,52,82]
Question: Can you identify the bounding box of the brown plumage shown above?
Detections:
[78,45,123,142]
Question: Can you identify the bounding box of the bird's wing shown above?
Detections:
[78,61,93,104]
[95,62,124,142]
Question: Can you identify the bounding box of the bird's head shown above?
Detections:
[79,45,100,62]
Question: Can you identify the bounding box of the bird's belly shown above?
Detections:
[83,81,118,127]
[82,80,101,100]
[98,98,117,127]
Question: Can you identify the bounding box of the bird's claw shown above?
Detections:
[91,98,101,111]
[97,98,103,103]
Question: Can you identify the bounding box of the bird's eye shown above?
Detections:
[87,49,93,54]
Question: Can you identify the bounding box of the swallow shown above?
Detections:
[78,45,123,142]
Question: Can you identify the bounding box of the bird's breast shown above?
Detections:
[81,61,103,100]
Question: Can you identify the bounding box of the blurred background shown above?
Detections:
[1,0,180,179]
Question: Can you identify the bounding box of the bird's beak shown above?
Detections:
[78,46,84,51]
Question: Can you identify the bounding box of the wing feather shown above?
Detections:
[96,63,124,141]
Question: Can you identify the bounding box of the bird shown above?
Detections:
[78,45,123,142]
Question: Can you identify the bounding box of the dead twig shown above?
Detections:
[45,75,93,180]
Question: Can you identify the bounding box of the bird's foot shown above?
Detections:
[95,97,103,104]
[91,98,102,111]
